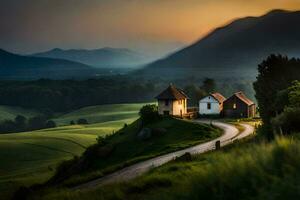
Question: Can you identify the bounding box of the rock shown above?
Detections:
[174,152,192,162]
[152,128,167,136]
[137,128,152,140]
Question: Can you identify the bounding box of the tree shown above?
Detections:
[14,115,27,131]
[139,104,159,125]
[28,116,47,130]
[272,81,300,134]
[77,118,89,125]
[46,120,56,128]
[0,120,16,133]
[253,55,300,139]
[201,78,216,93]
[184,85,206,106]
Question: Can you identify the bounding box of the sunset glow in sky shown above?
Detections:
[1,0,300,56]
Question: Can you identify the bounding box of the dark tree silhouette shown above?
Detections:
[201,78,216,93]
[253,54,300,139]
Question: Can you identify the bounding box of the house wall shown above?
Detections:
[172,99,187,116]
[158,100,173,115]
[248,104,256,118]
[199,96,221,115]
[223,96,249,118]
[157,99,187,116]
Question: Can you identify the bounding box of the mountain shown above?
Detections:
[32,47,149,68]
[139,9,300,78]
[0,49,97,79]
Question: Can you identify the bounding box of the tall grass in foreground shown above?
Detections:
[33,136,300,200]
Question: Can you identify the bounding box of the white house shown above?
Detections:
[199,93,226,115]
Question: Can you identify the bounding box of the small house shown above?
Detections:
[223,91,256,118]
[199,93,226,115]
[156,84,189,116]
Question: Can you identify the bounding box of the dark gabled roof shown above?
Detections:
[156,84,189,100]
[210,92,226,103]
[225,91,255,106]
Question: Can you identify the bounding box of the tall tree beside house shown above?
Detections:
[201,78,216,94]
[253,54,300,139]
[184,85,206,106]
[184,78,216,106]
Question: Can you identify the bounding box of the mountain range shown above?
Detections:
[138,9,300,78]
[32,47,150,68]
[1,9,300,80]
[0,49,96,79]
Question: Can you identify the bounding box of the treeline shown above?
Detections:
[183,78,216,106]
[253,54,300,139]
[0,76,255,114]
[0,77,157,113]
[0,115,56,134]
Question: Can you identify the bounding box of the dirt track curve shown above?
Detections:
[74,120,255,190]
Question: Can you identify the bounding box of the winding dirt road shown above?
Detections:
[74,120,254,190]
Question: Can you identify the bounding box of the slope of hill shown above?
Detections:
[32,47,150,68]
[0,105,40,121]
[138,9,300,78]
[0,103,144,199]
[36,135,300,200]
[53,103,147,125]
[0,49,97,79]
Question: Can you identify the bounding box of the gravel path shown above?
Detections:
[74,120,254,190]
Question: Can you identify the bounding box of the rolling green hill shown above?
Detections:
[0,103,145,199]
[53,103,147,125]
[0,105,40,121]
[46,117,221,188]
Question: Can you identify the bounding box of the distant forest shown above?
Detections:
[0,76,255,113]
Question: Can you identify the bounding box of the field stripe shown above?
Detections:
[21,142,77,156]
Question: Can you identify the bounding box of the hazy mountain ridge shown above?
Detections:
[32,47,150,68]
[0,49,96,79]
[139,9,300,77]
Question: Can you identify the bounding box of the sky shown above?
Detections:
[1,0,300,58]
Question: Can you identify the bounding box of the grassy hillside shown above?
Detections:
[53,103,147,125]
[0,103,144,199]
[0,105,40,121]
[36,135,300,200]
[31,117,221,192]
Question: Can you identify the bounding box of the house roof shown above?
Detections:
[210,92,226,103]
[227,91,255,106]
[156,84,189,100]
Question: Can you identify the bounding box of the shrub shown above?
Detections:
[77,118,88,125]
[46,120,56,128]
[14,115,27,131]
[272,107,300,134]
[96,136,107,146]
[139,104,159,125]
[28,115,47,130]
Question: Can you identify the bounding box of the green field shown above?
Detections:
[36,135,300,200]
[0,105,40,122]
[40,117,221,189]
[53,103,147,125]
[0,103,146,199]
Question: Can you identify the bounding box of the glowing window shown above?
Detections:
[233,103,237,109]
